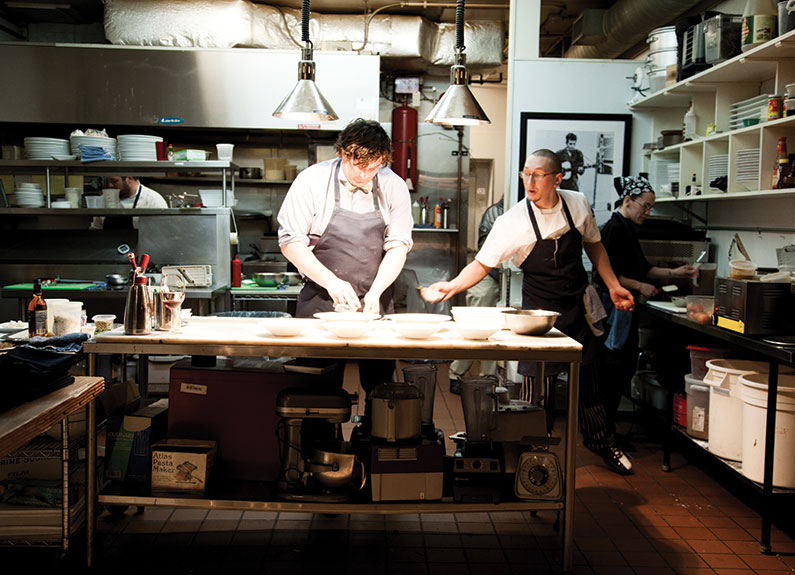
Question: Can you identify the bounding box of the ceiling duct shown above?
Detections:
[564,0,704,59]
[571,9,605,46]
[103,0,504,72]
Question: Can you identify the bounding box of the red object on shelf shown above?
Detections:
[673,392,687,427]
[391,102,418,187]
[231,253,242,287]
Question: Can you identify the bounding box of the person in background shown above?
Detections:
[556,132,585,191]
[277,118,413,397]
[89,175,167,230]
[595,175,697,446]
[448,197,504,395]
[428,149,636,475]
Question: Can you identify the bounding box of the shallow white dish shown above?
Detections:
[262,318,316,337]
[455,322,502,340]
[391,321,443,339]
[323,320,371,338]
[451,306,513,325]
[314,311,381,322]
[383,313,451,323]
[51,154,77,161]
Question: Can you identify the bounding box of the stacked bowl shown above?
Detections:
[14,182,44,207]
[118,134,162,161]
[24,137,70,160]
[70,134,117,159]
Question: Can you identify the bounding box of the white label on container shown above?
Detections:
[180,382,207,396]
[692,406,706,432]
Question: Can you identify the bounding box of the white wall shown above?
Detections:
[470,83,508,202]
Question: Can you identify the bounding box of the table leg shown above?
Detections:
[562,360,579,573]
[86,399,96,567]
[760,363,779,554]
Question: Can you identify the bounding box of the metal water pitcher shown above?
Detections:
[124,275,152,335]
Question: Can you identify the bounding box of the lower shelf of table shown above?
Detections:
[671,425,795,496]
[98,481,565,514]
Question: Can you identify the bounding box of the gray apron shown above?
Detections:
[296,159,394,317]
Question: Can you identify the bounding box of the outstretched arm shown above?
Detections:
[428,260,491,302]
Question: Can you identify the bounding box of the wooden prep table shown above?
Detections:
[85,316,582,572]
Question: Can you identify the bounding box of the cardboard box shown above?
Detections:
[151,439,216,494]
[0,437,63,481]
[105,398,168,483]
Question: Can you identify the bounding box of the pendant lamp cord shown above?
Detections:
[301,0,312,49]
[455,0,465,53]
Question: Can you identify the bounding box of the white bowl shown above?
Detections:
[391,321,443,339]
[324,321,371,338]
[383,313,451,323]
[455,322,502,340]
[262,318,316,337]
[314,311,380,322]
[450,306,514,326]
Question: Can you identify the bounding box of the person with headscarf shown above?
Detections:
[594,175,698,443]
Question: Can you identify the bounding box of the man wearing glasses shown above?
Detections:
[429,149,636,475]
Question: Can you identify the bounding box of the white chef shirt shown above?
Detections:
[277,158,414,252]
[89,183,168,230]
[476,189,600,269]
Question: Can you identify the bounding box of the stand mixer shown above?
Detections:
[275,387,365,502]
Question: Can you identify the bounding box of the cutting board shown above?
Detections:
[4,283,99,291]
[646,301,687,314]
[231,286,283,292]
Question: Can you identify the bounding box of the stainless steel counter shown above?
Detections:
[84,316,582,572]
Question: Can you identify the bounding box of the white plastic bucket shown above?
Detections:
[685,373,709,440]
[739,372,795,488]
[703,359,770,461]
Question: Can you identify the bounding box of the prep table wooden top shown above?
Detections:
[85,316,582,361]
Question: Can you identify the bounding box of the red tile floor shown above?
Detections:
[5,366,794,574]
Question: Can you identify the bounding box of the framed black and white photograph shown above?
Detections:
[518,112,632,225]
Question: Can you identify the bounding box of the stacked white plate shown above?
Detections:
[735,149,760,183]
[729,94,770,130]
[70,135,117,159]
[117,134,162,161]
[708,154,729,181]
[23,137,70,160]
[666,162,681,184]
[14,182,44,207]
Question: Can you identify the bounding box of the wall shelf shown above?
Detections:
[655,188,795,203]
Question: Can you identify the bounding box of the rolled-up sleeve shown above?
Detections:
[277,168,323,248]
[380,171,414,252]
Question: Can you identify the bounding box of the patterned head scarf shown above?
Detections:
[613,174,654,209]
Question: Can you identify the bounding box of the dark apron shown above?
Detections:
[519,197,597,376]
[103,184,141,230]
[296,159,393,317]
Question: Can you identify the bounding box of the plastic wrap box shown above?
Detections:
[105,398,169,483]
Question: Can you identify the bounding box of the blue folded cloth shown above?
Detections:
[78,143,114,162]
[28,332,89,353]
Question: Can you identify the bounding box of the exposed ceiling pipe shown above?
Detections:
[563,0,703,59]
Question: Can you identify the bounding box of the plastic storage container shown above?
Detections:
[686,296,715,325]
[703,14,743,64]
[729,259,756,280]
[53,301,83,336]
[685,373,710,440]
[739,372,795,488]
[673,392,688,427]
[687,345,731,380]
[703,359,769,460]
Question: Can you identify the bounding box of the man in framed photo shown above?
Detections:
[557,133,586,191]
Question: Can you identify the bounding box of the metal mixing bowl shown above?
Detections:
[277,271,301,286]
[252,272,280,287]
[501,309,561,335]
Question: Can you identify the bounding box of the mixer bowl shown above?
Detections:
[502,309,560,335]
[253,272,281,287]
[309,442,358,489]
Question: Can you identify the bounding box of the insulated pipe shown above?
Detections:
[563,0,703,59]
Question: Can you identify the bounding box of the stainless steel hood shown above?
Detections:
[0,43,379,129]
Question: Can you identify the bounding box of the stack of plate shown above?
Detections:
[666,162,681,184]
[735,149,760,182]
[708,154,729,181]
[649,159,675,193]
[729,94,770,130]
[23,137,70,160]
[117,134,162,161]
[70,135,117,159]
[14,182,44,207]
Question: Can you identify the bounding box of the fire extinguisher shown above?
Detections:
[391,99,418,188]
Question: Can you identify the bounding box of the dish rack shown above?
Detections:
[162,265,213,287]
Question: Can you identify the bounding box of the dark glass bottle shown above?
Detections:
[773,137,790,189]
[27,279,48,337]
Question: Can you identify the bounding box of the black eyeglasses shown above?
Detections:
[630,196,654,212]
[519,170,558,181]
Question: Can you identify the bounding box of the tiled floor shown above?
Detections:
[5,369,795,574]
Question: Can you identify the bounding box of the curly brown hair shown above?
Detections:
[334,118,393,166]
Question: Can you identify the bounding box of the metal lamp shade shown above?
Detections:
[273,78,339,122]
[424,83,490,126]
